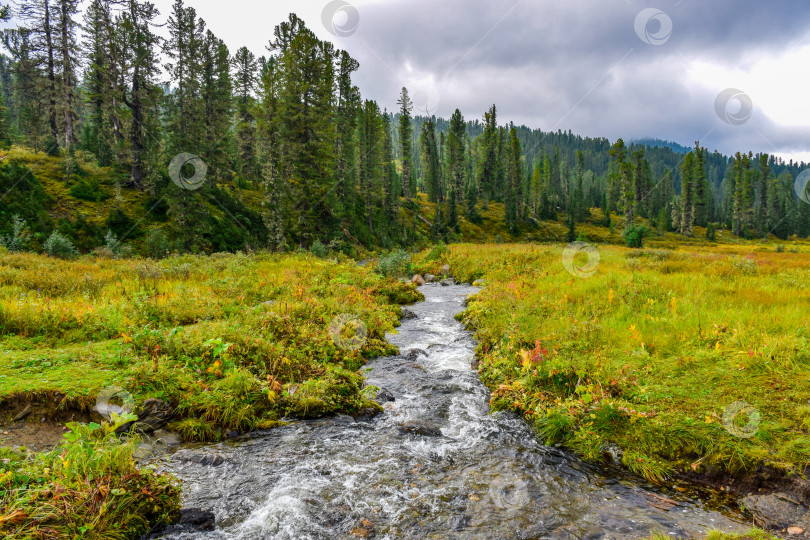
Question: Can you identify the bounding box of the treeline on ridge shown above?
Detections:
[1,2,809,257]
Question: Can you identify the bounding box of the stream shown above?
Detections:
[155,283,748,539]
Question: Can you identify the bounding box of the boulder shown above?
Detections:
[411,274,426,286]
[440,264,451,275]
[741,493,810,529]
[424,274,438,283]
[440,278,454,286]
[117,398,174,434]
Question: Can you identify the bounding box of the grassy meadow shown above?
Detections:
[414,242,810,482]
[0,250,421,538]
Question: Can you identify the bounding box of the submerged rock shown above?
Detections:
[449,514,470,531]
[145,508,216,537]
[400,308,417,320]
[173,450,227,467]
[405,348,428,361]
[398,420,442,437]
[374,387,395,402]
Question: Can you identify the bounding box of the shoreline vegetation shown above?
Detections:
[0,250,422,538]
[414,242,809,536]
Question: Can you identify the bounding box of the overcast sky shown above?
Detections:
[12,0,810,163]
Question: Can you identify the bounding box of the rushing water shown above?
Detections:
[156,283,748,539]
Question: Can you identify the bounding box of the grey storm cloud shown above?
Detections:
[328,0,810,160]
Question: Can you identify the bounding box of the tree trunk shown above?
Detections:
[43,1,60,153]
[59,0,73,151]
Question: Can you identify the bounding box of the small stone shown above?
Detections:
[788,527,804,536]
[411,274,425,286]
[450,514,470,531]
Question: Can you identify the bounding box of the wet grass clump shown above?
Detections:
[0,421,180,539]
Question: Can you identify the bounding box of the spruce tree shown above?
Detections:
[679,152,695,236]
[445,109,465,233]
[232,46,258,181]
[397,87,414,198]
[609,138,634,227]
[477,104,497,209]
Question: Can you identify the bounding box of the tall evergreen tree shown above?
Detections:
[232,45,258,180]
[420,118,441,203]
[505,127,522,235]
[445,108,465,233]
[119,0,162,190]
[679,151,695,236]
[477,104,498,209]
[609,138,634,227]
[397,87,414,198]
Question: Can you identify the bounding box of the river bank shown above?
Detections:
[417,243,810,536]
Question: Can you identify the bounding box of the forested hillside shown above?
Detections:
[1,2,808,257]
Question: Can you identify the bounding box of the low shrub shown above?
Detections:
[374,249,412,278]
[42,230,79,259]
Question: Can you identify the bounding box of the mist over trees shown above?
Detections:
[1,3,809,254]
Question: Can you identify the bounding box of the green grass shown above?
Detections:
[0,249,424,537]
[0,251,422,437]
[645,531,775,540]
[0,420,180,539]
[417,242,810,482]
